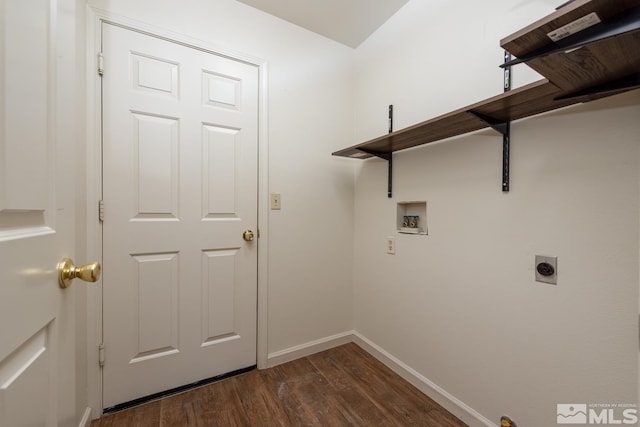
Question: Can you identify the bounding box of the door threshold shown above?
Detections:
[103,365,256,414]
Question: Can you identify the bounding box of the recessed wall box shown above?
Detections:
[396,201,427,235]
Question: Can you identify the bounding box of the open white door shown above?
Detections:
[101,23,259,409]
[0,0,84,426]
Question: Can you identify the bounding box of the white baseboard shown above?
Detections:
[266,330,354,367]
[78,407,93,427]
[352,332,495,427]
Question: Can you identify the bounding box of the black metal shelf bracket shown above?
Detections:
[388,104,393,199]
[502,122,511,192]
[470,51,512,192]
[502,51,511,192]
[358,149,392,198]
[358,104,394,198]
[467,111,509,136]
[467,110,511,192]
[501,6,640,68]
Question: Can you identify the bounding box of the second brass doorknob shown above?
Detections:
[243,230,255,242]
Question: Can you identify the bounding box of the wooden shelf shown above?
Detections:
[334,79,587,158]
[333,0,640,159]
[501,0,640,95]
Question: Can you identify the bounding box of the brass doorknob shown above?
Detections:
[243,230,255,242]
[57,258,101,288]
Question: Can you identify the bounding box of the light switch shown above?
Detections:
[270,193,281,210]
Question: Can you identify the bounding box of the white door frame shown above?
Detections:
[84,7,269,417]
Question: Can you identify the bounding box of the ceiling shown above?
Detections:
[235,0,409,48]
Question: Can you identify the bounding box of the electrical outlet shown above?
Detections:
[270,193,281,210]
[535,255,557,285]
[386,236,395,255]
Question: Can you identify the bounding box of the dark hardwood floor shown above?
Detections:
[91,343,467,426]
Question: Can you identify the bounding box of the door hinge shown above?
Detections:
[98,343,105,367]
[98,200,105,222]
[98,53,104,76]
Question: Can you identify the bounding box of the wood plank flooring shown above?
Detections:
[91,343,467,426]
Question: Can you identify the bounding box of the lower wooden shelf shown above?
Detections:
[332,78,614,158]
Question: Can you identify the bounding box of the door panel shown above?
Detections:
[132,112,179,218]
[1,0,52,215]
[201,248,241,343]
[0,325,52,427]
[203,125,240,216]
[102,23,259,408]
[131,252,179,361]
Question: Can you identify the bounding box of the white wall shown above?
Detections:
[353,1,639,425]
[85,0,355,355]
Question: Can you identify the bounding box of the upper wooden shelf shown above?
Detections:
[333,0,640,159]
[501,0,640,95]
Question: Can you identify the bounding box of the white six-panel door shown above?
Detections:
[0,0,79,426]
[101,23,259,408]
